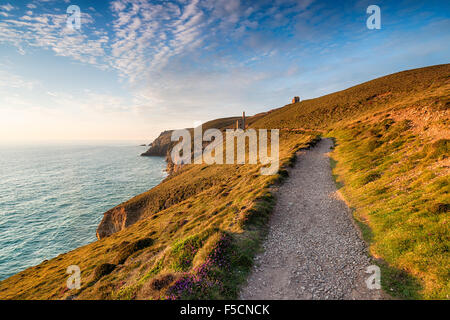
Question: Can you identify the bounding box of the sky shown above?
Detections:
[0,0,449,143]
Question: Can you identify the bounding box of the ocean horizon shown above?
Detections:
[0,143,167,280]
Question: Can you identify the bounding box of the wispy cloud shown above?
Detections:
[0,9,109,66]
[0,0,448,141]
[0,69,39,90]
[0,3,15,12]
[0,0,318,86]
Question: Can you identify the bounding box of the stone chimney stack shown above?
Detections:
[242,112,246,130]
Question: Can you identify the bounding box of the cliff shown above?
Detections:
[98,116,264,239]
[2,65,448,300]
[141,130,175,157]
[141,116,268,159]
[96,205,143,240]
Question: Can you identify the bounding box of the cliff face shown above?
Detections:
[2,65,448,300]
[97,202,143,240]
[98,116,266,239]
[96,129,189,239]
[141,130,175,157]
[141,117,251,158]
[95,158,228,239]
[96,206,138,239]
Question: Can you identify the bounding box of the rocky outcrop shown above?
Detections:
[96,205,142,239]
[98,116,256,239]
[141,129,193,175]
[96,156,225,239]
[141,130,182,175]
[141,130,174,157]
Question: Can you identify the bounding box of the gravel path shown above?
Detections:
[240,138,385,300]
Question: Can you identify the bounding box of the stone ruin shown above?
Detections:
[236,111,246,130]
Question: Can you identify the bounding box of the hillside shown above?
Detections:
[140,115,269,159]
[0,64,448,300]
[252,64,449,130]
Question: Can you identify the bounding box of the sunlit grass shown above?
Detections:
[0,64,448,300]
[329,115,449,299]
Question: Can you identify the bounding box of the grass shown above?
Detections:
[329,157,344,190]
[349,208,423,299]
[0,130,317,300]
[0,64,448,300]
[328,102,449,298]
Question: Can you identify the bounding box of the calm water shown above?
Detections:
[0,143,167,280]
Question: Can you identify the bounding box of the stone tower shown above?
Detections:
[236,112,246,130]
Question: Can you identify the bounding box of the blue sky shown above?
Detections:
[0,0,449,142]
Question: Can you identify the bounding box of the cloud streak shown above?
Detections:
[0,0,449,141]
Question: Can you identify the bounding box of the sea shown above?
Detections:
[0,143,167,281]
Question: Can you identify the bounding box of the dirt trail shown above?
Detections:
[240,138,386,300]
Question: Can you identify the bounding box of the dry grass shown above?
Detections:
[0,130,316,300]
[328,76,449,299]
[0,64,448,300]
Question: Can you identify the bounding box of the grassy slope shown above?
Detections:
[0,64,448,299]
[110,115,278,231]
[253,64,449,299]
[252,64,449,131]
[328,90,449,299]
[0,130,317,300]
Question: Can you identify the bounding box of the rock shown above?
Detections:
[141,130,175,157]
[96,205,142,239]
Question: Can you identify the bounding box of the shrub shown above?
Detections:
[238,193,275,229]
[380,118,395,130]
[113,238,154,265]
[93,263,116,281]
[170,234,206,271]
[150,274,175,291]
[429,203,450,215]
[278,169,289,179]
[429,139,449,159]
[359,172,382,185]
[166,232,232,299]
[366,139,382,152]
